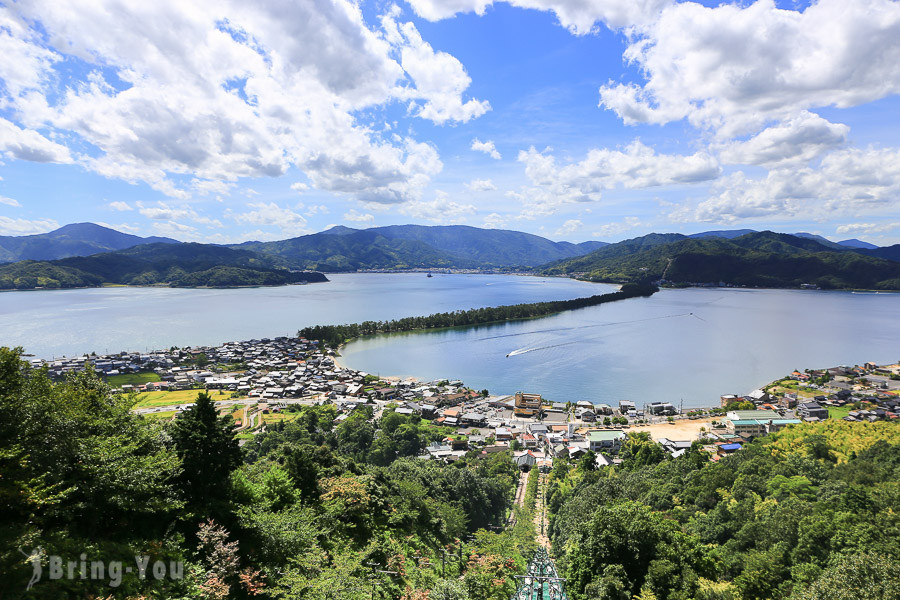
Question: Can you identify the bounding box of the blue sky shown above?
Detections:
[1,0,899,245]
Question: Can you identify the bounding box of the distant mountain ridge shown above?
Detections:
[235,224,609,270]
[0,243,326,290]
[541,231,900,290]
[0,222,178,263]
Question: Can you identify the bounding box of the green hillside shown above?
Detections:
[0,243,327,289]
[237,224,608,270]
[542,231,900,290]
[0,222,178,262]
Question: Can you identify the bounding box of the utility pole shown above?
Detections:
[364,562,397,600]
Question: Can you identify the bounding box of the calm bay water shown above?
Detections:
[0,273,597,359]
[1,274,897,408]
[341,287,900,408]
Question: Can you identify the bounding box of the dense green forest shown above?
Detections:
[0,346,535,599]
[297,283,658,347]
[543,231,900,290]
[548,427,900,600]
[0,243,327,289]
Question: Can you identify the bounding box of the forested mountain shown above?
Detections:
[0,348,532,598]
[542,231,900,290]
[0,242,327,289]
[549,422,900,600]
[0,222,178,262]
[236,224,608,270]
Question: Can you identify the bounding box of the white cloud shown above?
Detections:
[466,178,496,192]
[0,216,58,235]
[406,0,670,33]
[482,212,507,229]
[0,0,466,203]
[96,221,139,234]
[343,209,374,223]
[471,138,501,159]
[305,204,329,216]
[0,195,21,207]
[139,203,196,221]
[0,117,72,164]
[718,111,849,167]
[191,179,235,197]
[290,182,309,194]
[231,201,309,236]
[836,222,900,236]
[383,17,490,125]
[554,219,582,236]
[400,190,476,223]
[673,147,900,224]
[108,200,132,211]
[592,216,648,238]
[599,0,900,136]
[511,141,719,218]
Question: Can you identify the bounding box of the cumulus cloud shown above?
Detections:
[0,117,72,164]
[554,219,582,236]
[406,0,670,33]
[0,0,488,203]
[0,216,58,235]
[483,212,507,229]
[593,216,649,238]
[511,141,719,218]
[383,16,490,125]
[231,201,309,235]
[673,147,900,224]
[718,111,849,167]
[343,209,375,223]
[466,178,496,192]
[0,195,21,207]
[290,182,309,194]
[400,190,476,223]
[107,200,132,211]
[836,222,900,236]
[471,138,501,159]
[139,203,197,221]
[599,0,900,136]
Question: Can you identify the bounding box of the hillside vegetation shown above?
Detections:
[548,421,900,600]
[0,347,533,599]
[236,224,607,270]
[0,243,327,289]
[543,231,900,289]
[0,222,177,263]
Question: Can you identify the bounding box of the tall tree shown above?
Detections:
[169,392,241,519]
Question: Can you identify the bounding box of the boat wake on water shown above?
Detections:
[505,312,700,357]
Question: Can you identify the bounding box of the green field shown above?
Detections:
[130,388,239,409]
[828,405,852,419]
[143,410,176,420]
[262,412,300,424]
[108,372,162,386]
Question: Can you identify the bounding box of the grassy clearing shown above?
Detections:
[108,372,162,386]
[143,410,176,420]
[262,412,300,424]
[828,405,852,419]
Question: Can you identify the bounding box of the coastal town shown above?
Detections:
[30,337,900,467]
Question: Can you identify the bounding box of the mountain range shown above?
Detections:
[234,224,608,270]
[542,231,900,290]
[0,222,177,262]
[0,222,897,290]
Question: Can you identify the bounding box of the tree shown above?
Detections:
[169,392,241,519]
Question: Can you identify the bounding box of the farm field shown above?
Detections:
[107,372,161,386]
[132,388,236,409]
